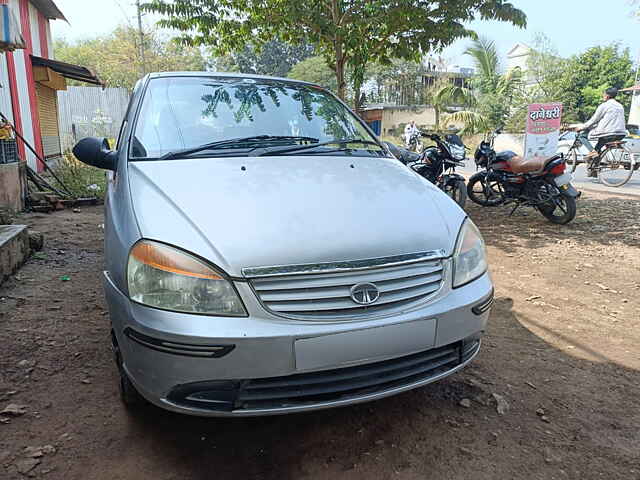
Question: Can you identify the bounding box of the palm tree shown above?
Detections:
[432,82,489,132]
[440,37,522,133]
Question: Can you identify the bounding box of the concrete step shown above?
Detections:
[0,225,29,285]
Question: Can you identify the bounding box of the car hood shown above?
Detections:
[127,155,465,277]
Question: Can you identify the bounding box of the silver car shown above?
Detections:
[73,72,493,417]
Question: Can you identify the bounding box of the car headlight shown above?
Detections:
[127,240,246,316]
[452,219,488,288]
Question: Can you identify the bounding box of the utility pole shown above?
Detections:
[136,0,146,76]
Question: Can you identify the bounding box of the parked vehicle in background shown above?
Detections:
[406,131,424,153]
[558,129,637,187]
[386,133,468,208]
[72,72,493,417]
[411,133,467,208]
[468,130,579,224]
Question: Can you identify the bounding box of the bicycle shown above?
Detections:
[560,128,636,187]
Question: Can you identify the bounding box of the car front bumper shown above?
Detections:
[104,270,493,417]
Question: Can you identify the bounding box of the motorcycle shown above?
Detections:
[467,130,580,225]
[387,133,468,208]
[405,131,424,153]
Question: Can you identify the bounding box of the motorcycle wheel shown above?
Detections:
[442,179,467,209]
[537,192,577,225]
[467,173,504,206]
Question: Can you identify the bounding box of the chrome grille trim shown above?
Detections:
[249,258,447,320]
[242,250,446,278]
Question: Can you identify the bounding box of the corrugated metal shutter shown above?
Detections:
[35,83,61,159]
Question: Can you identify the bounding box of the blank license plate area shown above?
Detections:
[295,319,437,372]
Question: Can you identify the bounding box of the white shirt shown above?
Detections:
[583,99,627,138]
[404,124,418,136]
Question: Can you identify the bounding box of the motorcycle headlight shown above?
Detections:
[452,219,488,288]
[127,240,246,316]
[449,144,465,161]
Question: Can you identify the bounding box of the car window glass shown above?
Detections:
[130,77,375,159]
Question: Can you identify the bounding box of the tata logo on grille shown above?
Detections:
[350,283,380,305]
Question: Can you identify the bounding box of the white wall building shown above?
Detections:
[0,0,101,170]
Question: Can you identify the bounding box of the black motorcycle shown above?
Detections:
[406,132,423,153]
[387,133,468,208]
[467,130,580,225]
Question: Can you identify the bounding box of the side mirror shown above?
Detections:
[72,137,117,171]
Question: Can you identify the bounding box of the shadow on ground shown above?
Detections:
[106,297,640,480]
[466,193,640,254]
[2,206,640,480]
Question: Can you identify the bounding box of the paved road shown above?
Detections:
[565,164,640,197]
[458,162,640,198]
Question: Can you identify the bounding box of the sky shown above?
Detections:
[52,0,640,67]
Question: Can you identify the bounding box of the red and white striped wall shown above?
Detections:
[0,0,54,170]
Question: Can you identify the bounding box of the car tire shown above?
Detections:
[119,368,146,407]
[112,330,146,408]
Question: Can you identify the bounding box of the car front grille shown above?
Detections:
[166,338,480,413]
[246,255,446,320]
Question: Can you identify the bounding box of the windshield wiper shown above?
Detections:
[259,138,382,156]
[159,135,320,160]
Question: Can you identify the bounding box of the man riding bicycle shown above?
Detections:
[573,87,627,177]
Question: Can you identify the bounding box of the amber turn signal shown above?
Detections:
[130,241,223,280]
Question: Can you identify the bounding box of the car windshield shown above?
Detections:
[130,76,379,159]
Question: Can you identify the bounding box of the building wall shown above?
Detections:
[0,0,55,170]
[57,86,130,151]
[0,162,24,212]
[382,107,437,134]
[0,56,14,126]
[379,106,466,135]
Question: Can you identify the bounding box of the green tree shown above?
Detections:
[288,56,339,91]
[54,26,207,90]
[525,34,570,101]
[566,44,635,121]
[442,37,523,132]
[366,59,430,106]
[142,0,526,107]
[216,40,315,77]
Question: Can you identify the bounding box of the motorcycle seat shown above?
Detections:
[508,154,561,174]
[385,142,421,165]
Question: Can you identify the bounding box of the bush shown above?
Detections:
[52,152,107,201]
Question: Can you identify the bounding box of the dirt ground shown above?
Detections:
[1,190,639,480]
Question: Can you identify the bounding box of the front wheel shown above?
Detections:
[442,178,467,209]
[467,172,504,206]
[112,331,146,408]
[565,149,579,173]
[537,191,577,225]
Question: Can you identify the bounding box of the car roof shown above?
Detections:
[146,71,320,88]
